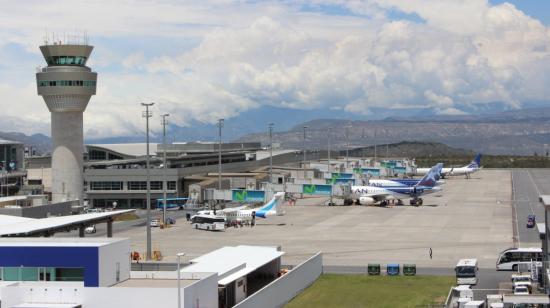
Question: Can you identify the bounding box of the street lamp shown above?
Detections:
[161,114,170,226]
[141,102,154,261]
[302,126,308,171]
[268,123,274,186]
[345,125,350,167]
[327,127,333,206]
[217,119,224,192]
[177,252,186,308]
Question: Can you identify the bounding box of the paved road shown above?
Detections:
[55,210,189,238]
[512,170,546,245]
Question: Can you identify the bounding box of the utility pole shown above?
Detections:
[161,113,169,225]
[268,123,274,186]
[328,127,333,206]
[141,102,154,261]
[217,119,224,191]
[302,126,308,171]
[345,125,350,167]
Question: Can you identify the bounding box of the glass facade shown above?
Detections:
[1,267,84,282]
[128,181,163,190]
[167,181,176,190]
[90,181,123,191]
[46,56,87,66]
[38,80,96,87]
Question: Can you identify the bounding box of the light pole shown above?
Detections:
[328,127,333,206]
[217,119,224,191]
[268,123,274,186]
[374,129,377,163]
[302,126,308,171]
[345,125,350,167]
[177,252,185,308]
[141,102,154,261]
[161,113,169,225]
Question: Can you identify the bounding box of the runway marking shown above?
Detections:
[511,171,520,247]
[527,169,542,196]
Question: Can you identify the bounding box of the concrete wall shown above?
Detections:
[0,273,218,308]
[99,238,130,287]
[234,253,323,308]
[0,201,72,218]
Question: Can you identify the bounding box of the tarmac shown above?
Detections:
[115,169,513,269]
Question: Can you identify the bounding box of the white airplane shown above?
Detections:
[368,164,445,187]
[199,192,285,223]
[415,154,482,179]
[351,164,442,206]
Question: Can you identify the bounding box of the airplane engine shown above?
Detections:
[359,196,375,205]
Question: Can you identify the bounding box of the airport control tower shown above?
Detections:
[36,37,97,202]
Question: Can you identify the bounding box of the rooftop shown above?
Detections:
[0,139,22,145]
[182,245,284,286]
[0,237,127,247]
[113,278,196,288]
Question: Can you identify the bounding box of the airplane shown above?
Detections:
[415,153,482,179]
[368,163,444,187]
[198,191,286,223]
[350,164,442,206]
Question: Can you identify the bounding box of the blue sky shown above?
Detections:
[490,0,550,24]
[0,1,549,138]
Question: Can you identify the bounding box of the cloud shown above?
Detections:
[0,1,549,138]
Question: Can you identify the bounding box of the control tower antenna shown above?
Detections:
[35,33,97,203]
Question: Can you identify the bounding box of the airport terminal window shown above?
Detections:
[37,80,96,87]
[90,181,123,190]
[46,56,88,66]
[128,181,163,190]
[167,181,176,190]
[88,150,107,160]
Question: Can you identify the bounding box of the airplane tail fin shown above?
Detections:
[466,153,482,168]
[434,163,443,181]
[415,164,440,187]
[255,192,285,218]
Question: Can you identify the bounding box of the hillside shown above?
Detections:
[236,108,550,155]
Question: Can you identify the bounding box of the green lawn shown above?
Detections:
[285,274,454,308]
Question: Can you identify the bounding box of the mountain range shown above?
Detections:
[7,106,550,156]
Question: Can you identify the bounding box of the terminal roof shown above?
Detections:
[182,245,284,286]
[0,210,134,237]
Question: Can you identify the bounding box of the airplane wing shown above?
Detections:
[0,209,135,237]
[360,193,393,202]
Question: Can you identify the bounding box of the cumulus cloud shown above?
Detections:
[0,1,549,138]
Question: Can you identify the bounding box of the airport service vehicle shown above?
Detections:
[416,153,482,179]
[190,214,225,231]
[198,192,285,223]
[513,285,530,295]
[511,274,532,292]
[496,247,542,271]
[156,197,189,210]
[455,259,479,285]
[350,164,442,206]
[150,219,160,227]
[527,214,536,228]
[84,225,96,234]
[386,264,400,276]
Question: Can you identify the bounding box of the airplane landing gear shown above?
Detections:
[410,198,423,206]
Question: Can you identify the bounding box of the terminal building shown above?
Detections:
[0,239,322,308]
[0,139,25,197]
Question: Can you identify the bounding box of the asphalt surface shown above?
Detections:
[512,169,546,245]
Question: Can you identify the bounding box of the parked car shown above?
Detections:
[527,214,536,228]
[150,219,160,227]
[84,225,97,234]
[513,285,530,295]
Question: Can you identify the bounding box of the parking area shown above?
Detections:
[115,169,513,269]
